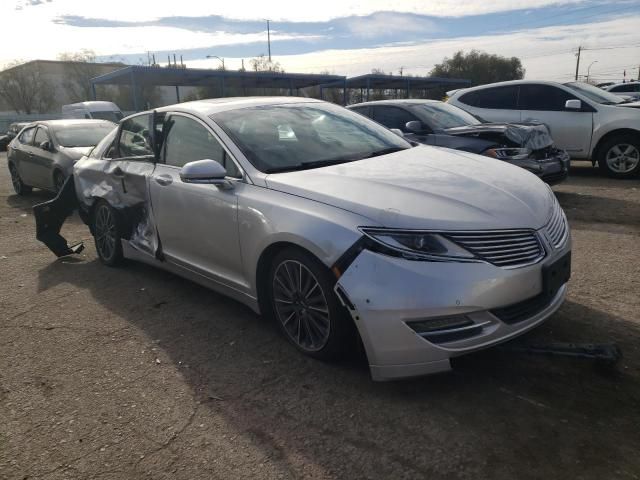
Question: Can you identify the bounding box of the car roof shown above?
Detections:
[152,96,324,116]
[26,119,114,128]
[450,79,567,97]
[63,101,120,111]
[605,81,640,88]
[348,99,443,108]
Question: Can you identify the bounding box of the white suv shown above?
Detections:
[448,80,640,178]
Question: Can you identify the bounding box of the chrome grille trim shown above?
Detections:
[546,198,568,248]
[444,230,545,268]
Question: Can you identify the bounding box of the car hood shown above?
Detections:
[59,146,93,161]
[265,146,553,231]
[443,122,554,150]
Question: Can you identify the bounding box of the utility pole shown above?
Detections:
[574,46,581,81]
[266,19,272,62]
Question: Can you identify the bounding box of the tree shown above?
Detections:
[430,50,525,86]
[0,60,56,114]
[249,54,284,73]
[57,49,103,101]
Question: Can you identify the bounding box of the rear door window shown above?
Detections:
[459,86,519,109]
[518,84,579,111]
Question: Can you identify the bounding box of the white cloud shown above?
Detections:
[185,15,638,83]
[7,0,587,22]
[345,12,439,38]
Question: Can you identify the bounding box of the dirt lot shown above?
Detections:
[1,153,639,480]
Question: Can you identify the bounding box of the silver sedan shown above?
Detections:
[7,119,115,194]
[34,97,571,381]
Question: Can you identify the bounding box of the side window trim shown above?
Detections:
[161,111,245,180]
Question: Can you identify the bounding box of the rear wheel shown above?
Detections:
[8,163,32,196]
[597,134,640,178]
[92,200,123,266]
[268,248,354,361]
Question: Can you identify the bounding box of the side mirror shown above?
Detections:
[180,159,231,188]
[405,120,424,133]
[565,99,582,110]
[390,128,404,137]
[39,140,51,151]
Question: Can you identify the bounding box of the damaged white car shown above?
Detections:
[33,97,571,381]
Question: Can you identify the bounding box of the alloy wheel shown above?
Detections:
[272,260,331,352]
[606,143,640,174]
[94,204,117,261]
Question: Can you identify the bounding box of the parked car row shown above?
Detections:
[31,97,571,381]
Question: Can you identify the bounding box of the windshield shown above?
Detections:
[91,110,124,123]
[54,124,115,147]
[564,82,625,105]
[212,103,411,173]
[411,102,481,130]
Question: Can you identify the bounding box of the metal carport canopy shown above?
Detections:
[90,65,347,110]
[339,73,471,90]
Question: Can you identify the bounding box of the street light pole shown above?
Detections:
[206,55,225,70]
[586,60,598,82]
[266,19,272,62]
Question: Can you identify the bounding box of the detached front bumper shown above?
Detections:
[335,237,571,381]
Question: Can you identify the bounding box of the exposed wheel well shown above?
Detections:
[255,241,326,316]
[593,129,640,162]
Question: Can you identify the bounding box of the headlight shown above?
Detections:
[361,228,475,261]
[485,147,531,160]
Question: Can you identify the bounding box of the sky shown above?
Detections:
[3,0,640,83]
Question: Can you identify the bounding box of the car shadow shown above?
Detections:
[35,254,640,478]
[5,190,54,213]
[555,191,640,227]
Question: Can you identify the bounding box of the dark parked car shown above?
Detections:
[7,119,115,195]
[348,100,570,185]
[1,122,29,151]
[7,122,29,140]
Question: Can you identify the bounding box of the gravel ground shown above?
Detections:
[1,154,639,480]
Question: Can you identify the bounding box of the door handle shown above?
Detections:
[155,174,173,186]
[112,167,125,177]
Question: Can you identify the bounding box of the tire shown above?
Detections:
[92,200,124,266]
[8,162,32,196]
[53,170,65,194]
[267,247,355,361]
[597,134,640,178]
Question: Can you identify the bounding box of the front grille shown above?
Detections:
[490,293,552,324]
[546,200,568,248]
[445,230,544,268]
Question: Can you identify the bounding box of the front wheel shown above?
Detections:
[268,248,355,361]
[92,200,124,266]
[8,163,32,196]
[597,135,640,178]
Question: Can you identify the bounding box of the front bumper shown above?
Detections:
[335,236,571,381]
[509,149,570,185]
